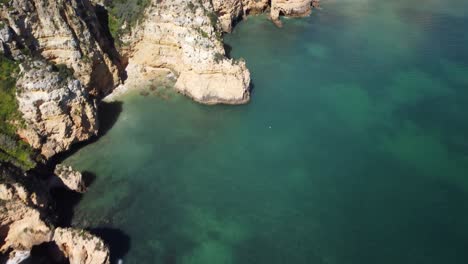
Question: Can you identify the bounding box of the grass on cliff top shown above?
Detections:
[0,54,36,170]
[106,0,151,39]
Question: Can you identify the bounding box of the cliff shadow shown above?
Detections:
[224,43,233,58]
[49,187,83,227]
[98,101,123,137]
[51,101,123,165]
[29,242,69,264]
[89,227,131,264]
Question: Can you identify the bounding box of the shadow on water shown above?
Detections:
[49,170,97,227]
[51,101,123,165]
[98,100,124,138]
[89,227,131,264]
[224,43,233,58]
[28,242,69,264]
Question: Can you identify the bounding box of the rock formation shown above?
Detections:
[53,228,110,264]
[117,0,319,104]
[15,60,98,159]
[121,0,251,104]
[1,0,124,97]
[1,0,320,262]
[53,164,87,193]
[0,163,109,264]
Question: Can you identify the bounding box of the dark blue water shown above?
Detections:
[66,0,468,263]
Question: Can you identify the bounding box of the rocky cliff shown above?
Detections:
[1,0,124,97]
[15,60,98,159]
[1,0,319,262]
[116,0,319,104]
[120,0,251,104]
[0,163,109,264]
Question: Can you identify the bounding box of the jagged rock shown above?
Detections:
[1,0,123,96]
[0,163,109,264]
[15,60,98,159]
[53,164,87,193]
[53,228,110,264]
[0,164,52,254]
[212,0,270,33]
[0,200,53,253]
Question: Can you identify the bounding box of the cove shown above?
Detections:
[64,0,468,263]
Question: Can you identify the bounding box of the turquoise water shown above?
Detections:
[65,0,468,263]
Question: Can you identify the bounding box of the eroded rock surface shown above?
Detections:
[54,164,87,193]
[53,228,110,264]
[121,0,251,104]
[0,163,109,264]
[15,60,98,159]
[1,0,123,96]
[0,164,52,254]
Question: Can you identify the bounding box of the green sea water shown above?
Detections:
[65,0,468,263]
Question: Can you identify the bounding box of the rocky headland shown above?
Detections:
[0,0,319,262]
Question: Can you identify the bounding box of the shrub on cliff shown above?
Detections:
[106,0,151,38]
[0,54,36,170]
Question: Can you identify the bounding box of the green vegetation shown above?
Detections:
[52,63,75,81]
[0,54,36,170]
[106,0,151,38]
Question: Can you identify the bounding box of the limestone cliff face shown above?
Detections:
[121,0,251,105]
[15,60,98,159]
[0,164,52,254]
[1,0,123,97]
[212,0,270,33]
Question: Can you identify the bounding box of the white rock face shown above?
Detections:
[54,164,87,193]
[16,60,98,158]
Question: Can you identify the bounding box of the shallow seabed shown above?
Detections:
[65,0,468,263]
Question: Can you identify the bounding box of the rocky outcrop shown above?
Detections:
[1,0,124,96]
[212,0,270,33]
[53,228,110,264]
[0,163,109,264]
[118,0,320,104]
[271,0,315,22]
[121,0,251,105]
[212,0,318,31]
[0,164,52,254]
[53,164,87,193]
[15,60,98,159]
